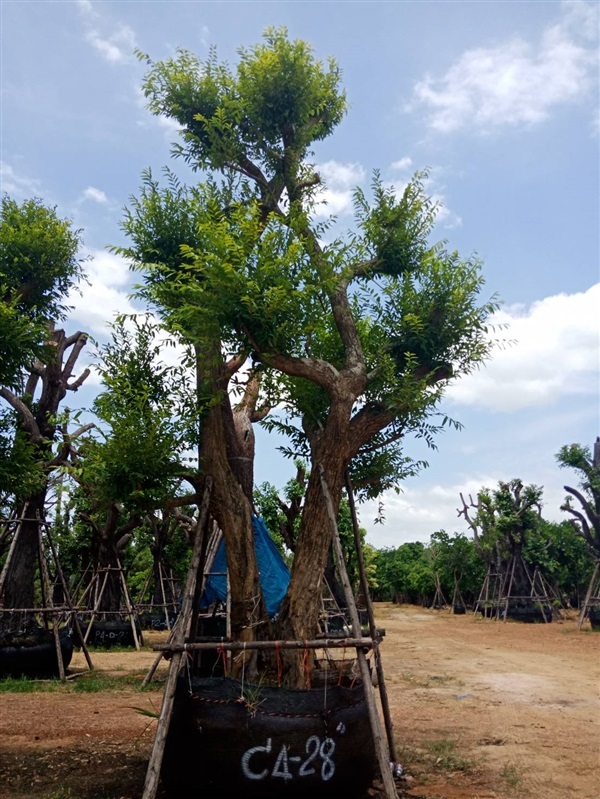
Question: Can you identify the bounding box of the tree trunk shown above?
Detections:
[274,420,349,686]
[200,398,266,667]
[96,536,122,614]
[0,491,46,631]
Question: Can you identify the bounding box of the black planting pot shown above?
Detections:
[588,607,600,631]
[0,626,74,678]
[161,675,377,799]
[452,604,466,615]
[506,604,553,624]
[76,618,142,648]
[140,611,178,631]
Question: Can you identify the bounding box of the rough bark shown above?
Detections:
[273,393,354,685]
[196,349,267,669]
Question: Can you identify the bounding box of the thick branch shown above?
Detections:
[67,368,91,392]
[258,352,340,391]
[0,387,44,444]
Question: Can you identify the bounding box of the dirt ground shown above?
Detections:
[0,603,598,799]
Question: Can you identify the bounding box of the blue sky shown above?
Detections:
[2,0,598,548]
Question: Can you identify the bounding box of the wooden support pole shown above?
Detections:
[43,523,94,672]
[319,466,398,799]
[117,560,142,650]
[345,469,398,765]
[153,637,374,652]
[158,562,171,631]
[142,614,182,688]
[83,569,109,644]
[36,519,66,681]
[0,506,28,604]
[142,479,212,799]
[578,561,600,630]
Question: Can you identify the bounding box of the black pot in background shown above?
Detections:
[0,626,74,678]
[588,607,600,631]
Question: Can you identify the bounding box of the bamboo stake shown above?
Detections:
[117,560,142,650]
[319,466,398,799]
[158,562,171,631]
[36,519,65,681]
[43,522,94,671]
[0,505,28,603]
[154,637,374,652]
[345,469,397,766]
[141,478,212,799]
[578,561,600,630]
[83,569,110,644]
[76,569,96,611]
[142,613,182,687]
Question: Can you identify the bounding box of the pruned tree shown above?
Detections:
[132,28,499,685]
[458,480,545,613]
[0,195,88,623]
[557,439,600,558]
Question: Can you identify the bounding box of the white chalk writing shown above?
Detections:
[241,735,337,782]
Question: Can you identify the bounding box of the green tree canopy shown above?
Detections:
[0,194,84,388]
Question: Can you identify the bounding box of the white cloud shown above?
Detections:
[359,476,500,546]
[429,192,462,229]
[66,252,193,387]
[1,162,44,199]
[85,25,137,64]
[82,186,108,204]
[360,470,572,548]
[385,165,463,229]
[200,25,210,48]
[446,284,600,412]
[77,2,137,65]
[391,157,413,172]
[409,0,599,133]
[134,87,183,140]
[75,0,98,19]
[67,249,137,337]
[312,160,366,218]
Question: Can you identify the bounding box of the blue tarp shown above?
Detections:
[201,516,290,619]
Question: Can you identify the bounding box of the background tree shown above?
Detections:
[523,518,592,608]
[557,439,600,559]
[0,195,88,622]
[372,542,434,605]
[0,194,84,388]
[429,530,485,608]
[458,479,545,606]
[65,316,186,613]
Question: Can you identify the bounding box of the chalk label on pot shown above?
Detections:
[241,735,338,782]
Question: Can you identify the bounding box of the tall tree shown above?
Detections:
[557,439,600,559]
[0,195,87,621]
[135,28,499,685]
